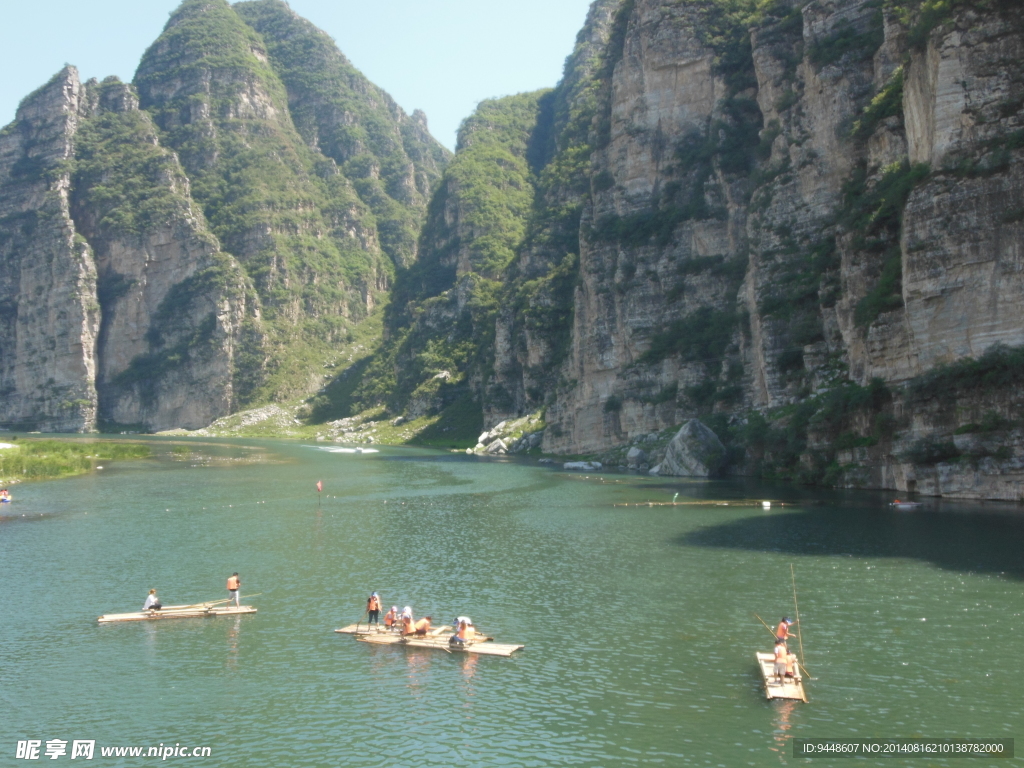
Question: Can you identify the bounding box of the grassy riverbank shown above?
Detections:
[0,439,151,484]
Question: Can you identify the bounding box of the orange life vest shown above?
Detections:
[368,595,381,611]
[776,622,788,639]
[402,616,414,635]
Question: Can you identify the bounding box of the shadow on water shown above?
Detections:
[679,492,1024,578]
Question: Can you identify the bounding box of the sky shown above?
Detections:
[0,0,597,151]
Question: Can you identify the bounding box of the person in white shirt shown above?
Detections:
[143,589,162,611]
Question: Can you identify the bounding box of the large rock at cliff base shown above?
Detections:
[650,420,725,477]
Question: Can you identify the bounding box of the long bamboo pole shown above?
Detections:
[790,564,807,674]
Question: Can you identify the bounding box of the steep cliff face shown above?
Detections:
[0,68,100,431]
[0,67,257,432]
[544,0,755,453]
[0,0,449,432]
[71,77,257,430]
[521,0,1024,496]
[388,0,1024,498]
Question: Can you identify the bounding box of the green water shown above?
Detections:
[1,439,1021,767]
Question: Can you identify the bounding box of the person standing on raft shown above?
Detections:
[773,639,788,683]
[366,592,382,628]
[775,617,794,645]
[143,589,162,611]
[227,572,241,607]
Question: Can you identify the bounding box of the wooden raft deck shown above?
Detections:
[756,652,808,702]
[98,605,257,623]
[335,623,524,657]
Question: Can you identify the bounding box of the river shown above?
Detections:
[1,438,1021,766]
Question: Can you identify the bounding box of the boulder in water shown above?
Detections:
[651,420,725,477]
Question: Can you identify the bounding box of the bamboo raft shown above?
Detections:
[98,603,257,623]
[335,623,524,657]
[756,652,808,702]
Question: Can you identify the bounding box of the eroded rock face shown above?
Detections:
[0,68,259,432]
[71,78,258,431]
[0,68,100,431]
[495,0,1024,498]
[1,0,450,433]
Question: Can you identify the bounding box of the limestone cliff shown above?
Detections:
[393,0,1024,499]
[72,76,258,431]
[0,67,258,432]
[0,69,100,432]
[521,0,1024,498]
[0,0,449,432]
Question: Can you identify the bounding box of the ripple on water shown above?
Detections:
[0,441,1021,766]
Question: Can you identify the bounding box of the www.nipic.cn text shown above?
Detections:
[16,740,212,760]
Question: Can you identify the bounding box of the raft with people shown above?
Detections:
[335,610,523,657]
[756,650,807,702]
[756,567,810,702]
[98,598,257,623]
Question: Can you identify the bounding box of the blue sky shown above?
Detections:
[0,0,597,150]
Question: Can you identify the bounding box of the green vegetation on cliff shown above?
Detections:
[234,0,449,269]
[71,80,191,237]
[311,92,547,428]
[136,0,378,313]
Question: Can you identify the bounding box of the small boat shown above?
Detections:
[890,499,922,511]
[756,652,808,702]
[334,623,524,657]
[98,603,257,623]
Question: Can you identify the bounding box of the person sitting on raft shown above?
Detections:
[143,589,162,611]
[410,616,433,636]
[785,650,800,682]
[383,605,398,630]
[449,617,475,647]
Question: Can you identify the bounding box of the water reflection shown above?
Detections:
[680,504,1024,578]
[404,650,432,698]
[226,616,241,671]
[770,699,796,763]
[459,652,478,683]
